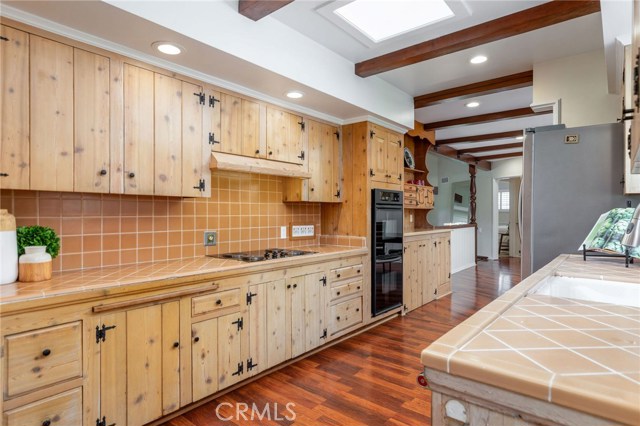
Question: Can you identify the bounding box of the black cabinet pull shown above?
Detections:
[357,269,360,274]
[337,291,341,295]
[357,286,361,290]
[287,284,292,289]
[128,172,135,178]
[255,149,260,154]
[193,336,200,343]
[293,284,297,289]
[42,420,51,426]
[173,341,180,348]
[99,169,107,176]
[337,273,341,278]
[310,187,315,192]
[268,151,273,156]
[336,316,341,321]
[42,349,51,357]
[356,308,360,312]
[215,299,222,305]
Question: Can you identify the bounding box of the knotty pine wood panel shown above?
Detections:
[4,387,82,426]
[240,99,261,158]
[162,301,181,416]
[217,312,244,390]
[219,93,241,155]
[154,73,183,196]
[303,272,328,351]
[99,311,127,426]
[161,258,522,426]
[287,274,306,359]
[73,48,110,193]
[30,35,74,191]
[0,25,30,190]
[369,125,387,183]
[191,318,218,401]
[181,80,206,198]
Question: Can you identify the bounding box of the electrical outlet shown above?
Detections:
[203,231,217,246]
[292,225,315,237]
[280,226,287,239]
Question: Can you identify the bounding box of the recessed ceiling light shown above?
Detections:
[152,41,182,55]
[466,101,480,108]
[516,136,524,140]
[470,55,487,64]
[286,91,304,99]
[334,0,454,43]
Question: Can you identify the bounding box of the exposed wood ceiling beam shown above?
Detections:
[457,143,523,155]
[355,1,601,77]
[430,144,492,171]
[475,152,523,161]
[436,130,524,146]
[238,0,294,21]
[424,107,551,130]
[414,71,533,109]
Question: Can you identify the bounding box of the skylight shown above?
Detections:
[334,0,454,43]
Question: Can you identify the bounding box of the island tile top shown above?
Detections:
[421,255,640,426]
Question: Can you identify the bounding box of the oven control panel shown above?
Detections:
[374,189,403,205]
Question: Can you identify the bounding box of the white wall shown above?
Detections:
[533,49,621,127]
[427,154,472,226]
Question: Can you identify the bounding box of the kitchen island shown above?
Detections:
[421,254,640,426]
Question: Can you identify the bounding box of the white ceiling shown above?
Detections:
[1,0,618,162]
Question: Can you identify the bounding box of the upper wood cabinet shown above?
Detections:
[266,106,304,164]
[214,92,262,158]
[369,124,403,187]
[0,25,30,190]
[282,119,341,203]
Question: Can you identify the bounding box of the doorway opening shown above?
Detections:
[496,177,521,258]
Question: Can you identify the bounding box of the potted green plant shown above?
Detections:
[16,225,60,282]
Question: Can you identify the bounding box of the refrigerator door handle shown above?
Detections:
[518,178,524,242]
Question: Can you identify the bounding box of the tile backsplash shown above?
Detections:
[0,171,323,272]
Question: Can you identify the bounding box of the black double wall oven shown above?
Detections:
[371,189,403,316]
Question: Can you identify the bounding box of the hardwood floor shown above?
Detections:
[162,257,521,426]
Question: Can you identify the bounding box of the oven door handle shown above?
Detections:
[375,255,402,264]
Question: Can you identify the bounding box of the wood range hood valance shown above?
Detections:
[210,152,312,179]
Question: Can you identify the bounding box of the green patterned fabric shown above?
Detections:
[581,208,640,259]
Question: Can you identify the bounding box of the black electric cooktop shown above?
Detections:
[209,248,316,262]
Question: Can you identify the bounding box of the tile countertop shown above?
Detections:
[0,245,368,309]
[404,229,452,237]
[421,254,640,426]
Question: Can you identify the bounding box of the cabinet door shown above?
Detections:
[217,312,244,389]
[73,49,110,193]
[386,132,403,184]
[403,242,414,312]
[30,35,74,191]
[205,87,222,152]
[288,275,306,358]
[241,99,261,157]
[100,301,181,426]
[303,272,328,352]
[154,73,182,196]
[248,279,286,377]
[220,93,242,154]
[369,126,387,183]
[308,120,331,202]
[438,236,451,287]
[266,107,303,164]
[182,81,209,197]
[123,64,154,194]
[421,241,436,305]
[191,318,218,401]
[0,25,30,190]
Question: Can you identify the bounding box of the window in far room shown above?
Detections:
[498,189,510,211]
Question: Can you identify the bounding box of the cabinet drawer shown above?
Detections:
[6,322,82,397]
[404,191,417,200]
[192,289,240,317]
[329,297,363,334]
[404,198,418,207]
[330,264,363,282]
[331,279,363,301]
[4,387,82,426]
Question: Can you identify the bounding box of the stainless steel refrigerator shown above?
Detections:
[520,122,640,278]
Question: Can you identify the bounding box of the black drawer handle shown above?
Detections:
[357,269,360,274]
[269,151,273,156]
[336,316,341,320]
[337,291,341,295]
[356,308,360,312]
[193,336,200,343]
[287,284,292,289]
[42,420,51,426]
[310,187,315,191]
[99,169,107,176]
[42,349,51,357]
[255,149,260,154]
[173,341,180,348]
[215,299,222,305]
[337,274,341,278]
[357,286,361,290]
[128,172,135,178]
[293,284,297,288]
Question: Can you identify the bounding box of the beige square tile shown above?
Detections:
[583,329,640,347]
[487,330,560,349]
[521,348,610,374]
[576,348,640,373]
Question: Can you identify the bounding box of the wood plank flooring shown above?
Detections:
[162,257,521,426]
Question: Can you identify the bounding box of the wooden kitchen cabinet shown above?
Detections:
[266,106,304,164]
[434,234,451,297]
[154,73,183,196]
[191,318,218,401]
[0,25,30,190]
[30,35,74,192]
[369,123,403,187]
[98,301,181,426]
[282,119,342,203]
[217,312,246,389]
[215,92,262,158]
[287,272,328,358]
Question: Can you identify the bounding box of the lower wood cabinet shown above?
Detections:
[4,388,83,426]
[403,232,451,314]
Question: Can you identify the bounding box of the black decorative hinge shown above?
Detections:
[298,120,305,131]
[321,328,327,339]
[297,150,305,160]
[397,174,402,181]
[448,273,451,279]
[246,291,257,305]
[193,92,206,105]
[334,130,340,139]
[434,288,438,295]
[397,140,402,146]
[334,189,341,198]
[232,317,244,331]
[96,416,115,426]
[96,324,116,343]
[0,173,8,177]
[232,361,244,376]
[370,130,375,139]
[0,36,8,42]
[320,275,327,286]
[247,357,258,372]
[193,179,206,192]
[369,169,375,177]
[209,132,220,145]
[209,95,220,108]
[448,239,451,245]
[433,241,437,248]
